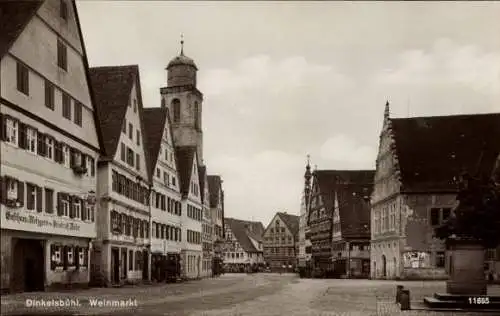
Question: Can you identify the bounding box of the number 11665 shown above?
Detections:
[468,297,490,304]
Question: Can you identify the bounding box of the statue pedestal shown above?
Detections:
[446,239,487,295]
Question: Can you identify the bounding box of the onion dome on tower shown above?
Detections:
[166,34,198,88]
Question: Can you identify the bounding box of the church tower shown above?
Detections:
[160,36,204,163]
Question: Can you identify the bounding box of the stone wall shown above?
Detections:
[402,267,448,280]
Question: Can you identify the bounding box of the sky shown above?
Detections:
[77,1,500,227]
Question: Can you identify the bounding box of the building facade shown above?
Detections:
[208,175,225,264]
[223,218,264,272]
[199,166,213,278]
[307,169,374,276]
[142,107,183,282]
[370,102,500,280]
[0,0,102,293]
[330,174,373,278]
[263,212,299,272]
[89,65,152,286]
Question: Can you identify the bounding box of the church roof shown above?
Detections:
[142,107,168,178]
[89,65,138,159]
[391,112,500,193]
[175,146,198,198]
[208,175,222,208]
[311,170,374,239]
[276,212,300,236]
[0,0,42,59]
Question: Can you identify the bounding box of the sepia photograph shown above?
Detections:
[0,0,499,315]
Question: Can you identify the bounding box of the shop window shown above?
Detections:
[50,244,63,270]
[66,246,75,269]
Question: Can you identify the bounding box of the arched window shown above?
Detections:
[161,98,165,108]
[194,101,199,129]
[172,99,180,122]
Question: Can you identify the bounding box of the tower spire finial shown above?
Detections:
[384,100,390,120]
[180,33,184,56]
[306,154,310,167]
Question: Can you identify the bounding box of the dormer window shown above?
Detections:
[133,99,137,113]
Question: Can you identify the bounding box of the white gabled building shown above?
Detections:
[89,65,152,286]
[142,107,183,281]
[0,0,103,293]
[199,166,213,278]
[176,146,203,279]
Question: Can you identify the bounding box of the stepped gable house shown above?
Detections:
[307,169,374,274]
[370,101,500,280]
[0,0,104,293]
[89,65,153,286]
[263,212,300,271]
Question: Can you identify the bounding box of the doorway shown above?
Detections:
[142,250,149,281]
[111,247,120,284]
[12,238,45,292]
[393,257,397,278]
[121,248,127,280]
[382,255,387,278]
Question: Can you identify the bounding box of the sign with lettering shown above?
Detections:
[151,239,164,253]
[1,209,96,238]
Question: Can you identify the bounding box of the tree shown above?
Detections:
[435,172,500,248]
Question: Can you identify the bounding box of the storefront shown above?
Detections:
[0,210,95,293]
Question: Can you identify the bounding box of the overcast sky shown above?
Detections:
[77,1,500,226]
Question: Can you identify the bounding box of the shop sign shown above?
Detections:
[1,210,95,238]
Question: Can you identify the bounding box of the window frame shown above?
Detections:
[6,117,18,146]
[16,62,29,95]
[26,127,37,153]
[45,80,55,110]
[62,93,71,120]
[74,101,83,126]
[57,38,68,71]
[61,197,70,217]
[45,137,54,160]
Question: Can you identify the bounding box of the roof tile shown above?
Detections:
[142,107,168,178]
[0,1,42,59]
[391,113,500,192]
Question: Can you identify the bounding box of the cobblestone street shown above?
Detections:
[2,274,500,316]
